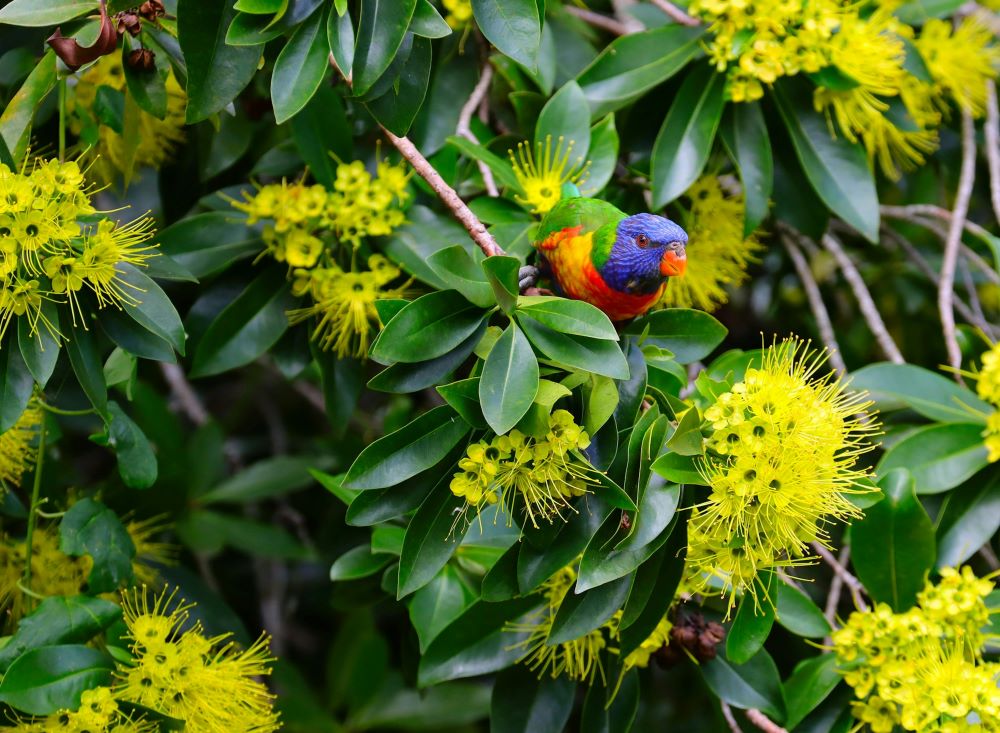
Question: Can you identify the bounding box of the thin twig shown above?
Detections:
[746,709,788,733]
[987,83,1000,225]
[812,542,868,612]
[782,231,848,375]
[821,233,905,364]
[648,0,701,25]
[456,65,499,197]
[160,363,210,426]
[721,701,744,733]
[562,5,630,35]
[940,111,977,381]
[824,545,850,632]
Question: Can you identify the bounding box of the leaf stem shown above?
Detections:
[21,414,48,604]
[38,402,95,417]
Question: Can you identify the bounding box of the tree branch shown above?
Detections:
[160,363,209,426]
[985,82,1000,225]
[648,0,701,25]
[812,541,868,612]
[746,709,788,733]
[821,233,905,364]
[563,5,630,35]
[456,64,499,197]
[940,111,977,381]
[823,545,850,629]
[721,702,744,733]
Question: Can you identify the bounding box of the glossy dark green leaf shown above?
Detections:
[65,327,108,417]
[576,25,704,118]
[291,85,352,190]
[427,246,494,308]
[579,114,619,197]
[352,0,417,95]
[234,0,285,13]
[520,317,629,379]
[471,0,540,70]
[99,309,175,363]
[122,43,168,119]
[409,565,477,652]
[517,296,618,340]
[480,323,539,434]
[0,645,114,715]
[372,290,488,364]
[0,339,34,432]
[411,0,451,38]
[727,572,776,664]
[548,573,630,644]
[775,582,831,638]
[481,255,520,314]
[0,133,13,167]
[397,474,469,598]
[625,309,727,363]
[106,402,158,489]
[936,473,1000,568]
[16,305,59,388]
[367,33,433,131]
[0,0,97,26]
[849,363,991,425]
[651,63,726,208]
[272,5,330,123]
[534,80,591,156]
[0,51,56,162]
[326,4,355,76]
[719,101,772,236]
[482,544,520,601]
[60,498,136,594]
[701,648,784,721]
[116,264,185,355]
[197,455,315,504]
[650,452,702,485]
[154,213,262,279]
[581,668,639,733]
[344,405,470,489]
[447,136,522,191]
[491,667,575,733]
[783,654,842,730]
[877,423,989,494]
[190,268,294,378]
[370,321,485,394]
[179,0,262,122]
[0,596,120,673]
[329,545,392,581]
[851,469,935,611]
[773,77,879,242]
[518,500,610,593]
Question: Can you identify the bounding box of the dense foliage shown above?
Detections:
[0,0,998,731]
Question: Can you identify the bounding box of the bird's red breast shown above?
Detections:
[537,226,665,322]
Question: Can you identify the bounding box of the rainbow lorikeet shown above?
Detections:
[530,197,688,322]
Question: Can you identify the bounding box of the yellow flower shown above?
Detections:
[984,411,1000,463]
[442,0,473,28]
[976,341,1000,405]
[915,17,1000,117]
[0,400,41,489]
[12,686,157,733]
[115,586,280,732]
[658,176,762,312]
[509,136,589,215]
[621,614,672,670]
[686,337,878,610]
[67,54,187,183]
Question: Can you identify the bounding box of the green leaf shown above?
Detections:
[272,5,330,123]
[783,654,842,730]
[437,378,488,429]
[291,85,352,190]
[179,0,262,123]
[326,6,355,82]
[397,475,468,598]
[625,309,727,363]
[651,63,726,208]
[720,101,773,236]
[117,264,186,355]
[877,423,990,494]
[198,456,315,504]
[583,375,619,435]
[534,80,591,157]
[581,669,640,733]
[773,77,879,242]
[481,544,520,601]
[329,545,392,581]
[775,582,831,638]
[314,351,363,435]
[579,114,619,197]
[0,597,120,674]
[517,296,618,340]
[106,402,158,489]
[16,308,58,389]
[935,472,1000,568]
[0,0,97,25]
[447,136,521,191]
[409,565,477,652]
[234,0,285,13]
[482,255,521,314]
[65,327,108,417]
[0,51,56,163]
[548,574,631,644]
[895,0,967,23]
[190,268,294,378]
[364,35,432,136]
[0,340,34,433]
[352,0,417,96]
[701,648,785,722]
[665,406,704,457]
[807,65,859,91]
[851,469,935,611]
[60,498,136,594]
[491,667,575,733]
[480,323,539,434]
[650,452,703,485]
[371,290,488,364]
[122,43,168,119]
[518,500,611,593]
[0,134,14,167]
[369,321,486,394]
[471,0,540,71]
[576,25,704,119]
[726,572,776,664]
[0,645,113,715]
[520,317,629,379]
[411,0,451,38]
[344,405,470,489]
[849,362,991,425]
[154,212,261,279]
[427,246,495,308]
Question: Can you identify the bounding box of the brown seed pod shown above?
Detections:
[116,11,141,37]
[127,48,156,72]
[139,0,166,20]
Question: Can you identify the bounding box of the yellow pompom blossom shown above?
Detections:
[915,17,1000,117]
[442,0,473,28]
[115,586,280,732]
[833,567,1000,732]
[12,686,157,733]
[506,563,672,684]
[509,136,590,216]
[658,176,762,312]
[231,162,412,358]
[0,158,158,340]
[973,342,1000,463]
[449,410,595,528]
[685,337,878,612]
[0,400,41,489]
[67,54,186,183]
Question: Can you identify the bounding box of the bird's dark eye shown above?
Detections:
[635,234,649,248]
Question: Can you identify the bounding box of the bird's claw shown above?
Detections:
[518,265,540,293]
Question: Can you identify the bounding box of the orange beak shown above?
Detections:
[660,247,687,277]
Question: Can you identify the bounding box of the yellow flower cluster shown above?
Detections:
[506,564,673,685]
[67,54,186,183]
[449,410,595,528]
[916,18,1000,118]
[975,342,1000,462]
[231,163,412,358]
[0,158,157,341]
[509,136,590,216]
[115,587,280,732]
[659,176,762,312]
[685,337,878,612]
[833,567,999,733]
[442,0,473,28]
[13,686,156,733]
[0,400,41,490]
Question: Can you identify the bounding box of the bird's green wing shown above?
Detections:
[535,197,625,245]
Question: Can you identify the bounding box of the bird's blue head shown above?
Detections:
[600,213,688,295]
